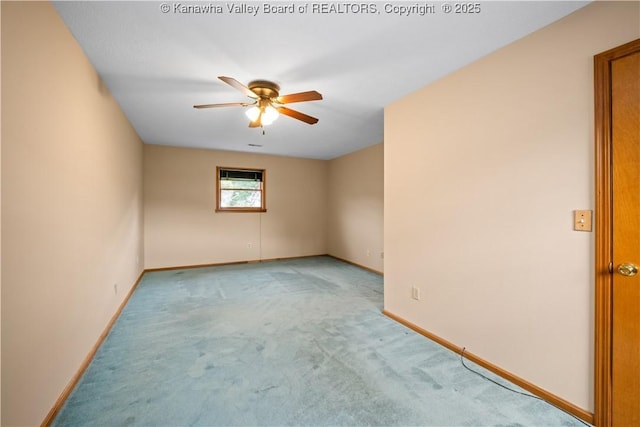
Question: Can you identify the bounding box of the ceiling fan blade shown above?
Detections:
[278,106,319,125]
[193,102,252,109]
[219,76,258,98]
[276,91,323,104]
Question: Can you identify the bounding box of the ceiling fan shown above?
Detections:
[194,76,322,128]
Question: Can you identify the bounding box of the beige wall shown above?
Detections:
[327,143,384,272]
[144,145,327,268]
[8,0,628,423]
[1,2,144,426]
[384,1,639,413]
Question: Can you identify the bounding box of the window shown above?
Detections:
[216,167,266,212]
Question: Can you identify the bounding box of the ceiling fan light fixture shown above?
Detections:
[245,104,279,126]
[245,106,261,122]
[262,105,279,125]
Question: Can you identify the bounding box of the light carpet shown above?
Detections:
[53,256,587,426]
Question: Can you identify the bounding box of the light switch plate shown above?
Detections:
[574,210,593,232]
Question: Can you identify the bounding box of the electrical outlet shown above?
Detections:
[247,242,252,248]
[411,286,420,301]
[114,283,118,294]
[366,249,371,257]
[380,252,384,259]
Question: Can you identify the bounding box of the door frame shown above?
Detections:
[594,38,640,427]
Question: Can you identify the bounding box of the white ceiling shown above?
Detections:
[53,1,589,160]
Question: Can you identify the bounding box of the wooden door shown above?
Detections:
[595,39,640,427]
[611,46,640,427]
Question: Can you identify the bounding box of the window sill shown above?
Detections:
[215,208,267,213]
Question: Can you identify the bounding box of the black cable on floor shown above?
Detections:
[460,347,591,427]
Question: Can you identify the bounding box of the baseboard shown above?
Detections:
[145,259,251,272]
[255,254,330,264]
[327,254,383,275]
[382,310,594,426]
[41,270,145,427]
[145,254,330,272]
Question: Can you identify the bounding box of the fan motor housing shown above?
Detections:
[248,80,280,98]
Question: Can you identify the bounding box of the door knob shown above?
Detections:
[617,263,638,277]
